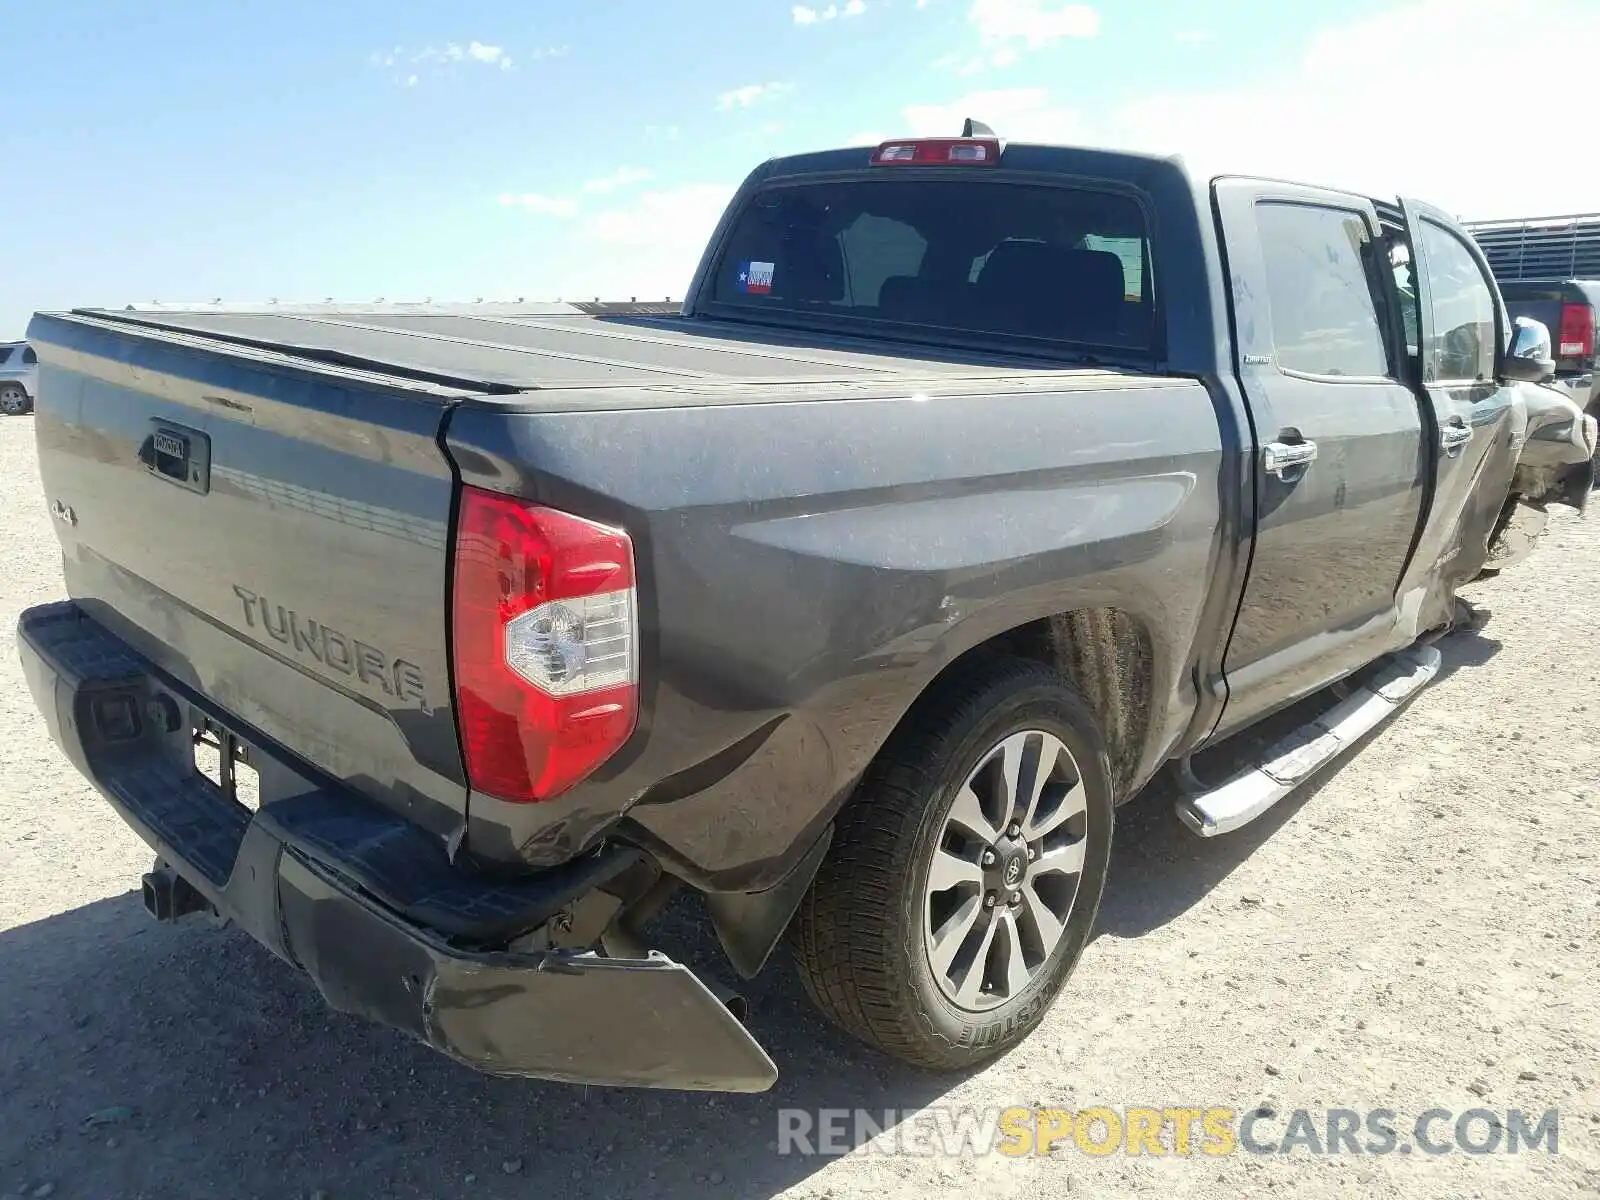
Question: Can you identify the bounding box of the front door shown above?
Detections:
[1211,180,1429,738]
[1394,199,1519,607]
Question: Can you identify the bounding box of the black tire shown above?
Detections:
[790,655,1114,1070]
[0,385,30,416]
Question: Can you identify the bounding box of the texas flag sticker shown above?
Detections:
[737,261,775,295]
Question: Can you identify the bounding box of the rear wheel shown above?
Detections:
[791,657,1114,1070]
[0,384,30,416]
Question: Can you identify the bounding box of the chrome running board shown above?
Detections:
[1176,644,1442,838]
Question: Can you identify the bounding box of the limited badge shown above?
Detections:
[737,261,775,295]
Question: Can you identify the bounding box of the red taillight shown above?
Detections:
[870,137,1001,167]
[1558,302,1595,360]
[451,487,637,804]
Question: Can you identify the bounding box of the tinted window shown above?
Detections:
[1081,234,1144,298]
[1388,238,1421,359]
[1419,221,1496,382]
[1256,202,1389,378]
[710,179,1153,349]
[21,346,36,364]
[0,347,11,365]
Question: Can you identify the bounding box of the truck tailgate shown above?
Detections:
[27,312,469,835]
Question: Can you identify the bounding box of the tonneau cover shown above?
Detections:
[71,302,1085,394]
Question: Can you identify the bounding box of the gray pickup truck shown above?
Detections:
[17,132,1597,1092]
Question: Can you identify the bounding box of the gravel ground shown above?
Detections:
[0,413,1596,1199]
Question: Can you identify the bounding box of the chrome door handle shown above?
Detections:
[1262,439,1318,478]
[1440,422,1473,455]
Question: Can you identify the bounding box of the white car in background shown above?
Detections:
[0,341,37,415]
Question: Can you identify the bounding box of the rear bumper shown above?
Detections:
[16,601,777,1092]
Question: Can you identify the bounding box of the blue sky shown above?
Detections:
[4,0,1596,338]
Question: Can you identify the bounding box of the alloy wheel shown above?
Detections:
[923,729,1089,1011]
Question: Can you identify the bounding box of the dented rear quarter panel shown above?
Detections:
[447,371,1227,890]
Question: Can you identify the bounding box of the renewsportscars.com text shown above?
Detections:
[776,1106,1560,1158]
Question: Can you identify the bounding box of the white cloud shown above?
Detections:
[496,184,732,305]
[793,2,864,23]
[488,0,1593,310]
[938,1,1096,72]
[969,0,1098,47]
[418,41,513,69]
[372,38,523,82]
[465,41,512,68]
[1110,0,1600,216]
[498,193,579,218]
[496,168,654,220]
[907,0,1600,218]
[548,183,735,299]
[717,81,793,110]
[939,44,1024,74]
[580,184,735,249]
[904,87,1085,141]
[581,166,655,195]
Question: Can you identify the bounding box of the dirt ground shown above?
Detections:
[0,413,1596,1200]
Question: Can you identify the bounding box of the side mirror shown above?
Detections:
[1501,316,1556,383]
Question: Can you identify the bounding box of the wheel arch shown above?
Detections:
[863,601,1160,805]
[987,608,1155,799]
[702,605,1155,983]
[788,648,1118,1066]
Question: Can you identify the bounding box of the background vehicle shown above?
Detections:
[0,341,37,415]
[1466,213,1600,468]
[16,133,1595,1092]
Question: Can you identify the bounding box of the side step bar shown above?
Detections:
[1176,645,1442,837]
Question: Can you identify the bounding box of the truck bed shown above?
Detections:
[71,302,1100,400]
[29,303,1198,878]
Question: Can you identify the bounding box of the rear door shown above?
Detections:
[1211,180,1429,737]
[1395,200,1520,592]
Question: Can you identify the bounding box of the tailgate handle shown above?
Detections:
[138,421,211,495]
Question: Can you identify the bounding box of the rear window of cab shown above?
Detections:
[709,178,1154,350]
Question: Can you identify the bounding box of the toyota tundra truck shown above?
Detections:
[17,132,1597,1092]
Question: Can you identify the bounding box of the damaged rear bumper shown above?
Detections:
[16,601,777,1092]
[277,853,778,1090]
[1516,381,1597,510]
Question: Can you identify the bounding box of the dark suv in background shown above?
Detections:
[1467,213,1600,466]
